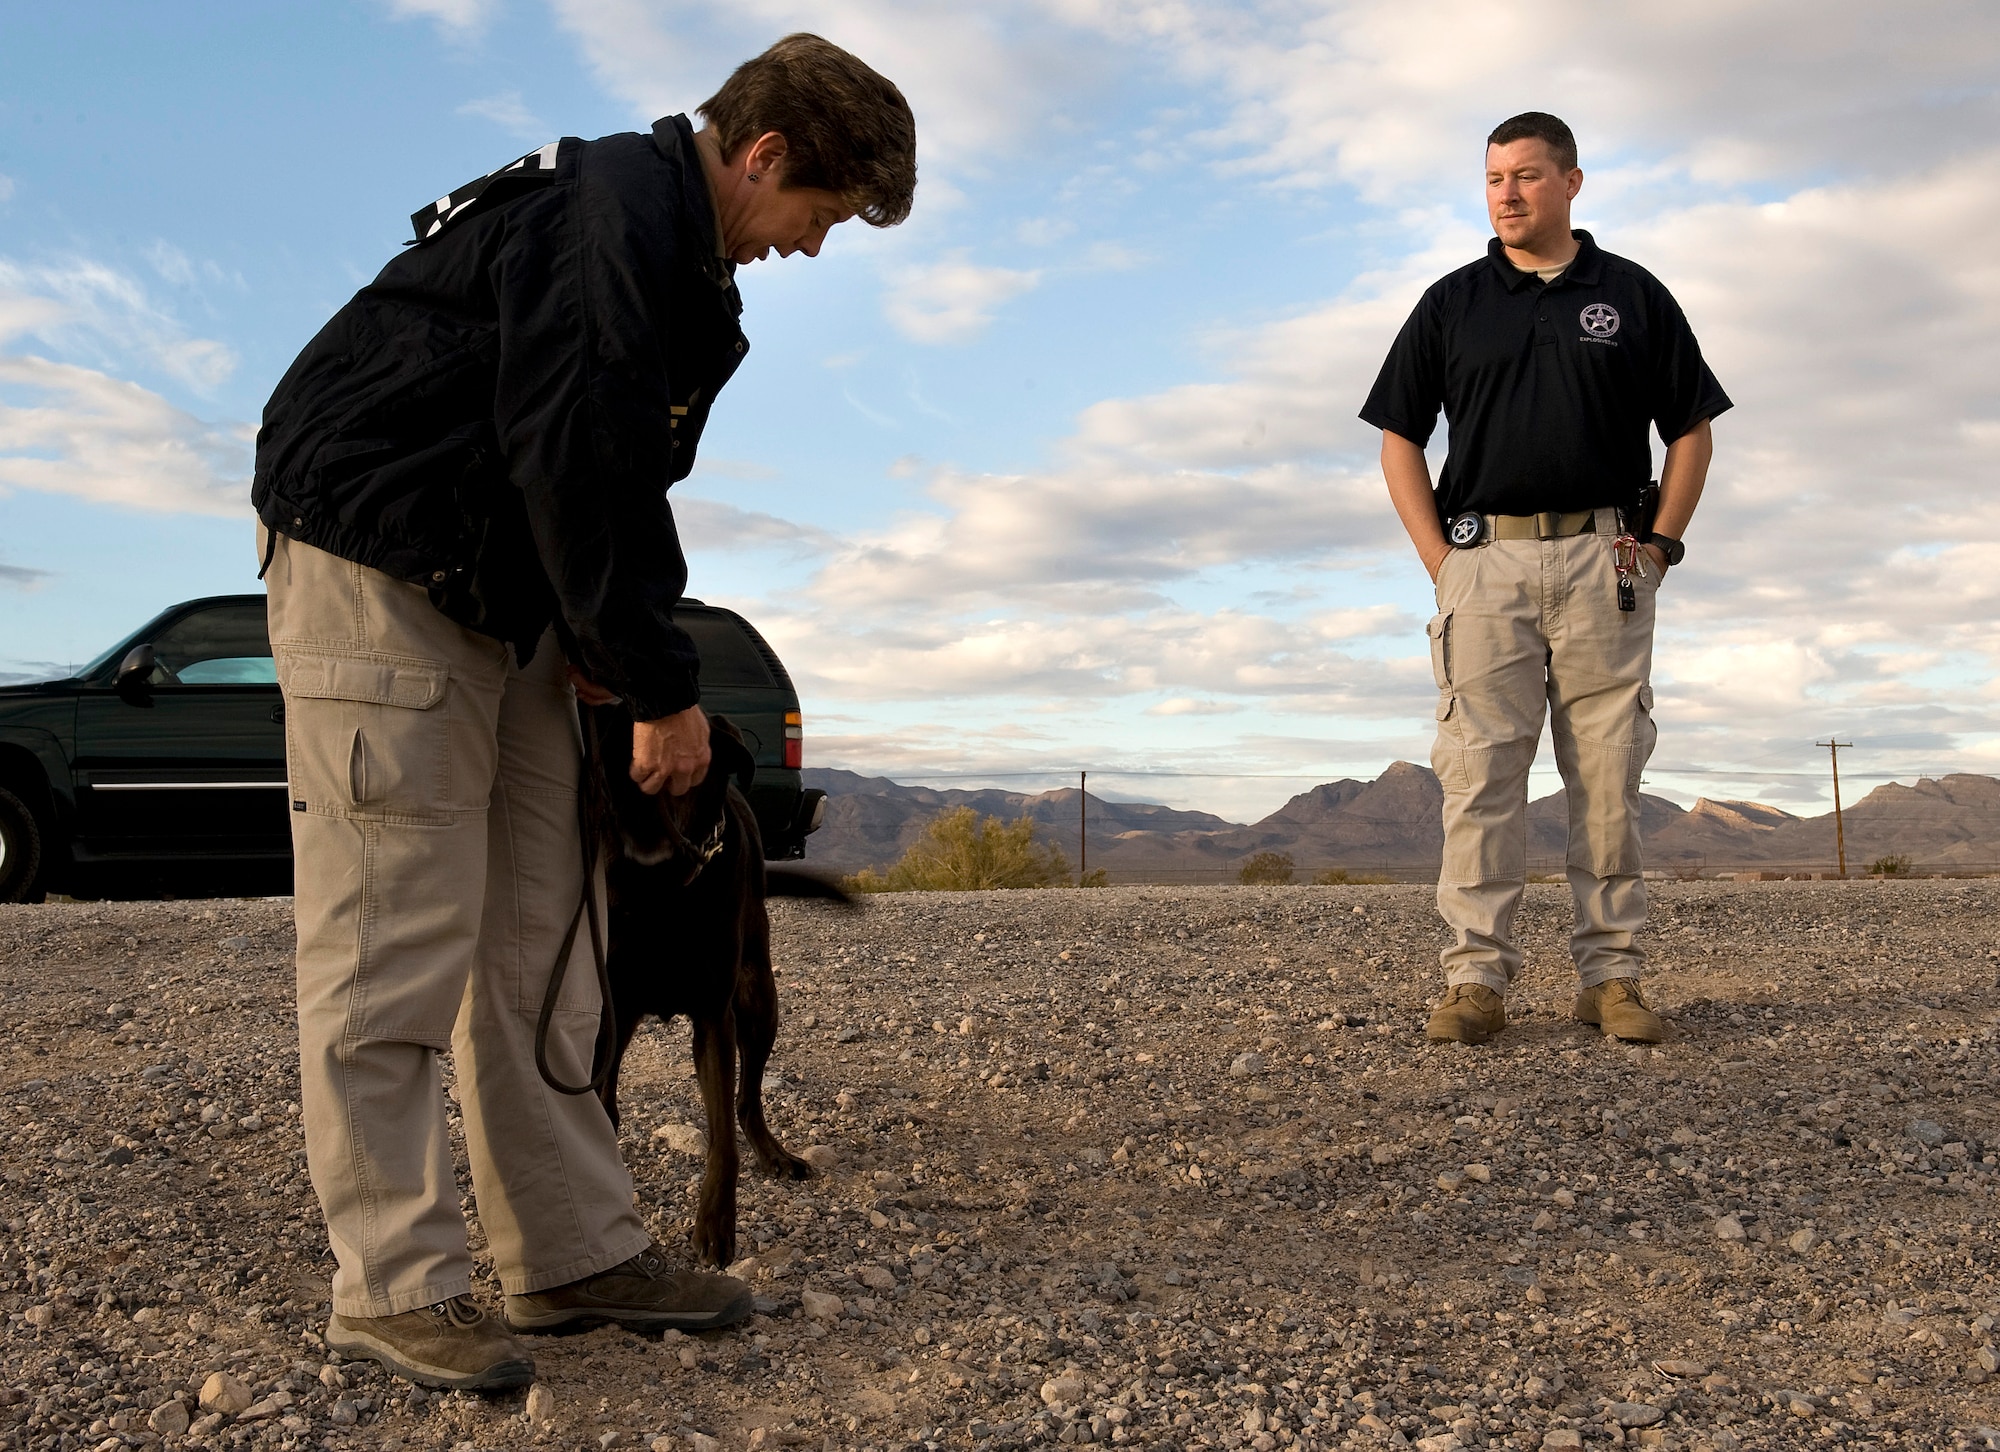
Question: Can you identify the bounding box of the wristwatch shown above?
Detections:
[1644,532,1685,567]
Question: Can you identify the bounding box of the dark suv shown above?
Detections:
[0,595,825,902]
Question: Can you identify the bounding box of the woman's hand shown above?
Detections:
[632,705,711,797]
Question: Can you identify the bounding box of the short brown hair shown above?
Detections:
[1487,112,1577,172]
[699,33,917,228]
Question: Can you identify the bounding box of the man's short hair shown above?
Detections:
[1486,112,1578,172]
[700,33,917,228]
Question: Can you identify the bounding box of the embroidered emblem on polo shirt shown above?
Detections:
[1579,302,1621,338]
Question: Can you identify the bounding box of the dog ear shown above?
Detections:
[706,713,758,794]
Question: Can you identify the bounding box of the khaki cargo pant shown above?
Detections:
[261,527,648,1317]
[1428,509,1658,992]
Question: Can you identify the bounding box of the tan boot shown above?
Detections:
[505,1245,753,1333]
[326,1296,533,1391]
[1574,977,1665,1043]
[1426,983,1506,1044]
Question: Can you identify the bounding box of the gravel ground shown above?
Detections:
[4,881,2000,1452]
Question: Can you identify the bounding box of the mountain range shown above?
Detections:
[800,765,2000,879]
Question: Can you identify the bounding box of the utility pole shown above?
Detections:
[1817,739,1852,877]
[1078,771,1087,885]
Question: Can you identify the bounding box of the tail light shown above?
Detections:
[783,709,803,769]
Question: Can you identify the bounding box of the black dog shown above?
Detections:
[586,707,851,1267]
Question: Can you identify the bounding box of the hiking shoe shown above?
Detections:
[1574,977,1665,1043]
[504,1245,753,1334]
[1426,983,1506,1044]
[325,1296,533,1391]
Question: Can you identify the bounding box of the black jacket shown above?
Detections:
[253,115,747,720]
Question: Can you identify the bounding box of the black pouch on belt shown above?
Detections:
[1632,480,1661,539]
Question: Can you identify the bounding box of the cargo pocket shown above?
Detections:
[1427,611,1454,689]
[1629,682,1658,788]
[278,648,451,823]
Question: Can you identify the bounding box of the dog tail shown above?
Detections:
[765,867,858,907]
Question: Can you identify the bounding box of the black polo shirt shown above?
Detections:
[1359,230,1731,518]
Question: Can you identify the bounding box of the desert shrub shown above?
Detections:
[846,806,1069,892]
[1079,868,1109,888]
[1312,868,1393,885]
[1237,851,1295,886]
[1867,853,1912,877]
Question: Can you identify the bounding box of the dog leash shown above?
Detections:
[534,708,620,1097]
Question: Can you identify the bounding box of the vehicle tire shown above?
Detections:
[0,785,46,904]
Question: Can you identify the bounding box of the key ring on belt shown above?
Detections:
[1612,533,1646,613]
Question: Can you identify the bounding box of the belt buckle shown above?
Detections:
[1534,510,1562,540]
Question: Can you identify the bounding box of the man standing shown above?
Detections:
[253,36,916,1389]
[1360,112,1728,1046]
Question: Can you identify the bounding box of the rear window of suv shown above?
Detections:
[680,610,776,688]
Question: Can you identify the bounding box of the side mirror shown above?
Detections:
[115,644,157,693]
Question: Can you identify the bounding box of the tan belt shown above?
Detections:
[1485,510,1598,541]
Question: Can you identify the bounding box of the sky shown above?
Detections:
[2,1,1998,823]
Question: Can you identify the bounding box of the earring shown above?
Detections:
[747,173,760,182]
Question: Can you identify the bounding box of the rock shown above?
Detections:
[800,1145,839,1172]
[329,1398,359,1426]
[22,1302,57,1329]
[525,1383,557,1425]
[198,1371,253,1416]
[1532,1210,1558,1231]
[189,1413,225,1438]
[1542,1433,1584,1451]
[1415,1435,1463,1452]
[1608,1402,1665,1427]
[1436,1170,1466,1192]
[1789,1227,1819,1253]
[687,1434,722,1452]
[1244,1406,1266,1434]
[654,1122,709,1156]
[859,1265,897,1291]
[1041,1375,1087,1407]
[1653,1359,1708,1378]
[148,1400,191,1435]
[1714,1214,1747,1241]
[130,1306,160,1327]
[1979,1346,2000,1374]
[1908,1119,1947,1146]
[801,1289,844,1320]
[238,1395,284,1422]
[1229,1051,1266,1076]
[1463,1163,1492,1182]
[1370,1143,1396,1165]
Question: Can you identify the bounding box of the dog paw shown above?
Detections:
[760,1150,817,1181]
[692,1222,735,1269]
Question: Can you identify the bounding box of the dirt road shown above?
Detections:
[3,881,1998,1451]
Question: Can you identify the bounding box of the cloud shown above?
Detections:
[0,562,50,589]
[0,258,238,394]
[0,257,250,515]
[672,497,835,555]
[0,175,14,205]
[457,91,548,138]
[0,354,251,516]
[386,0,496,35]
[1080,0,2000,202]
[545,0,1122,167]
[881,251,1041,343]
